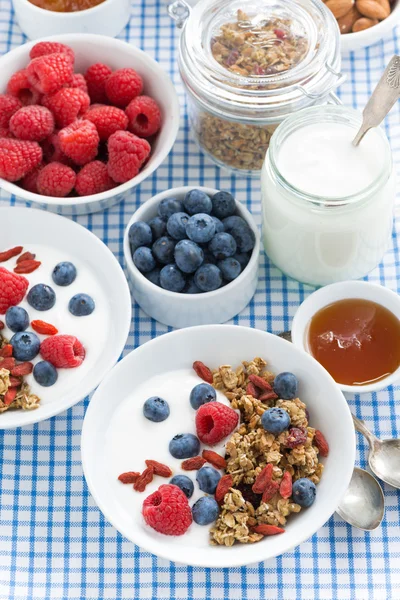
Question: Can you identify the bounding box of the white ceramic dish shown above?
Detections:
[12,0,131,40]
[123,187,260,328]
[0,34,180,215]
[81,325,355,568]
[0,206,131,428]
[340,1,400,52]
[291,280,400,393]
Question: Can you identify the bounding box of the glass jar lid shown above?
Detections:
[176,0,343,121]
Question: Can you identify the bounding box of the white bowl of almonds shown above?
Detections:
[324,0,399,51]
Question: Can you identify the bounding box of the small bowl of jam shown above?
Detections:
[292,281,400,393]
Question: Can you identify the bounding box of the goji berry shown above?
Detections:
[202,449,227,469]
[314,430,329,457]
[246,382,259,398]
[258,390,279,402]
[0,344,13,358]
[215,474,233,503]
[11,362,33,376]
[14,259,41,274]
[0,321,4,330]
[252,464,273,494]
[251,524,285,536]
[133,466,154,492]
[9,376,22,388]
[145,459,172,477]
[279,471,292,499]
[193,360,213,384]
[261,480,280,503]
[181,456,207,471]
[118,471,140,484]
[16,251,36,263]
[31,320,58,335]
[0,357,15,371]
[285,427,308,449]
[248,374,273,392]
[3,387,17,406]
[0,246,23,262]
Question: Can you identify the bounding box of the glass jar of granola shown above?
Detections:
[168,0,343,176]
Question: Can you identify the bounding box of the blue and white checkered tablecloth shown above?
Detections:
[0,1,400,597]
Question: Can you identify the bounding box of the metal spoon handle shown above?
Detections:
[353,55,400,146]
[352,414,379,448]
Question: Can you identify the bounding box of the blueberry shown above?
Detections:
[5,306,29,332]
[160,264,186,292]
[234,252,251,270]
[209,232,237,260]
[148,216,167,239]
[186,214,216,244]
[158,197,184,220]
[27,284,56,311]
[261,407,291,435]
[202,248,217,265]
[211,191,236,219]
[218,258,241,282]
[192,496,220,525]
[190,382,216,409]
[133,247,156,273]
[183,189,212,215]
[10,331,40,361]
[174,240,204,274]
[224,217,255,253]
[183,277,201,294]
[274,372,298,400]
[69,293,95,316]
[33,361,58,387]
[152,236,175,264]
[166,212,190,241]
[222,215,247,233]
[128,221,152,251]
[145,267,161,286]
[194,264,222,292]
[170,474,194,498]
[52,261,77,286]
[143,396,170,422]
[292,478,317,508]
[211,216,225,233]
[169,433,200,459]
[196,465,221,494]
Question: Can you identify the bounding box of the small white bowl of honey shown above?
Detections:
[292,281,400,394]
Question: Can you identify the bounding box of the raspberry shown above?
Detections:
[105,68,143,108]
[59,120,99,166]
[7,70,42,106]
[10,106,54,142]
[41,132,71,165]
[126,95,161,138]
[40,334,85,368]
[107,131,150,183]
[75,161,115,196]
[27,54,74,95]
[85,105,128,141]
[0,267,29,314]
[29,42,75,64]
[36,162,76,197]
[85,63,112,103]
[0,95,22,128]
[20,163,44,193]
[195,402,239,445]
[142,484,192,536]
[0,128,14,139]
[45,88,90,128]
[68,73,88,94]
[0,139,42,182]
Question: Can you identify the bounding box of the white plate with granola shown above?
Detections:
[0,207,131,428]
[81,325,355,567]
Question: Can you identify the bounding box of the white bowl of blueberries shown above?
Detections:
[123,187,260,328]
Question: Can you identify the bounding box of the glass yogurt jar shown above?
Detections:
[169,0,343,176]
[261,105,396,287]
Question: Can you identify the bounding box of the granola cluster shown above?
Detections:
[210,357,323,546]
[0,333,40,413]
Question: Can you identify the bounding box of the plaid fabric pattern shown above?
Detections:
[0,1,399,598]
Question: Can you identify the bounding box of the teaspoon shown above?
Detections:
[336,467,385,531]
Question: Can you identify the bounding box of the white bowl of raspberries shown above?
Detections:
[123,187,260,328]
[0,34,180,215]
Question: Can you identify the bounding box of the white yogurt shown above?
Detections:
[105,369,234,546]
[2,245,108,402]
[261,107,395,287]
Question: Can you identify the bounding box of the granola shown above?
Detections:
[209,357,325,546]
[0,332,40,413]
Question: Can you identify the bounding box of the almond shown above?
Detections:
[326,0,354,19]
[337,5,362,32]
[352,15,379,30]
[356,0,390,19]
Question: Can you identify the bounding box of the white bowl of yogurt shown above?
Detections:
[0,207,131,428]
[81,325,355,567]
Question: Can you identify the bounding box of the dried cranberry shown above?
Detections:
[274,28,287,40]
[285,427,308,449]
[254,65,265,76]
[225,50,239,67]
[265,66,278,75]
[237,483,263,509]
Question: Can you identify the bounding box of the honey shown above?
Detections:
[29,0,105,12]
[308,298,400,386]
